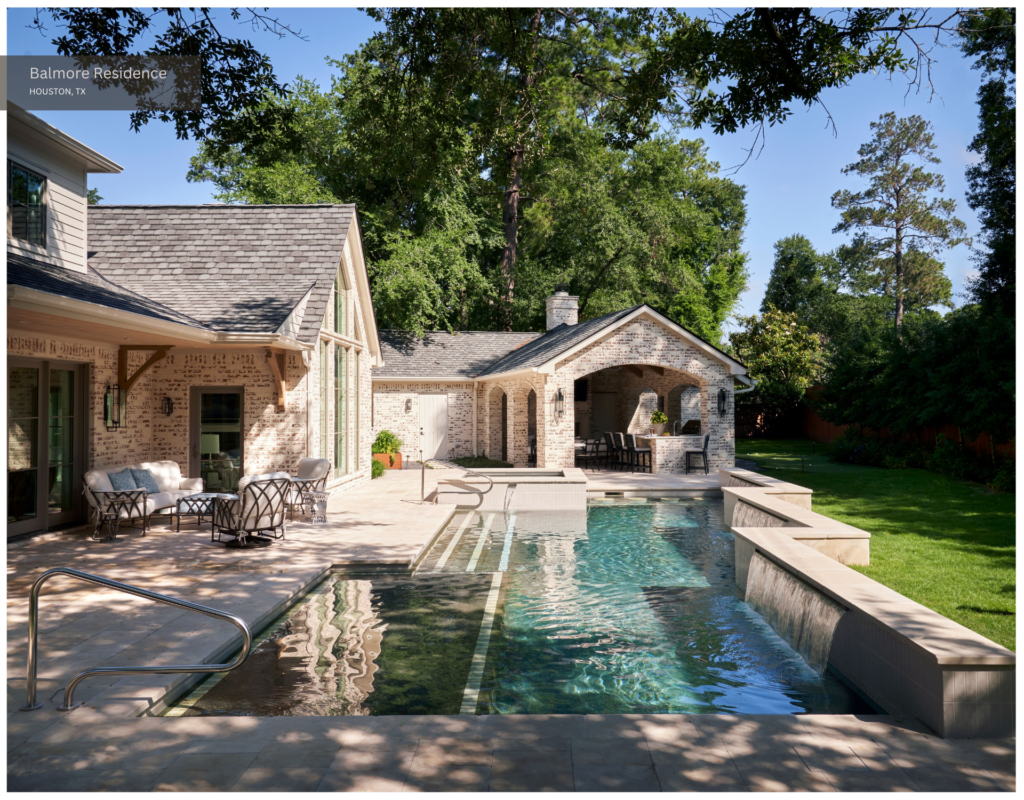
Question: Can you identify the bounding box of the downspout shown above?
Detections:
[734,378,758,396]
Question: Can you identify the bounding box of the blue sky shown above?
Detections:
[7,8,985,325]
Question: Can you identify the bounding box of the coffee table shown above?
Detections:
[171,492,233,532]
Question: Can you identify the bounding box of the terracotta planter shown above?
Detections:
[373,452,403,470]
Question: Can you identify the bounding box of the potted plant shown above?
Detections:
[372,430,404,470]
[650,410,668,435]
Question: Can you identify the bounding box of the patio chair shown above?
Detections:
[286,458,331,520]
[212,473,291,546]
[685,434,711,475]
[575,438,601,471]
[602,432,622,471]
[613,432,629,471]
[625,434,652,474]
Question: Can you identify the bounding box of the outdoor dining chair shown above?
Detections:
[685,434,711,475]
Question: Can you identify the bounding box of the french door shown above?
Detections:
[7,358,85,538]
[190,387,244,492]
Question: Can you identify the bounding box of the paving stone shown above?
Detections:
[478,713,586,740]
[59,767,165,792]
[572,737,653,766]
[573,763,661,791]
[412,740,493,767]
[151,752,257,791]
[903,764,1012,793]
[402,763,491,792]
[655,761,748,792]
[488,750,574,791]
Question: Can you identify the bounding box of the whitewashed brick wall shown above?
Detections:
[371,382,476,462]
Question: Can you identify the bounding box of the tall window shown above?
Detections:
[353,351,360,469]
[332,277,352,338]
[8,160,46,247]
[334,346,348,476]
[319,342,328,459]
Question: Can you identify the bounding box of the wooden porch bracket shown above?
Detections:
[118,346,172,395]
[266,348,287,409]
[649,366,665,377]
[624,365,645,378]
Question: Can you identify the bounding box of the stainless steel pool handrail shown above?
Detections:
[20,567,252,712]
[420,452,494,504]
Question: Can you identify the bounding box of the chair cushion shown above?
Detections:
[137,461,184,493]
[130,468,161,494]
[295,457,330,481]
[84,470,114,495]
[108,469,137,492]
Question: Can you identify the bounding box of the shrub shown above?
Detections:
[830,429,1015,493]
[372,430,403,455]
[650,411,668,425]
[371,458,385,479]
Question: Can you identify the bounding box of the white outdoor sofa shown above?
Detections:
[83,460,204,539]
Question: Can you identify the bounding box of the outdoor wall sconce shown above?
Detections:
[717,388,728,416]
[104,385,127,431]
[160,397,174,416]
[405,398,413,413]
[554,388,565,421]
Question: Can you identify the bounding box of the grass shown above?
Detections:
[448,456,513,469]
[736,439,1016,651]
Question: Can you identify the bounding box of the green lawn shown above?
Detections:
[736,439,1016,651]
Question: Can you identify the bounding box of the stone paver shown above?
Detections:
[6,471,1015,792]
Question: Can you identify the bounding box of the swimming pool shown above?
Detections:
[166,498,869,717]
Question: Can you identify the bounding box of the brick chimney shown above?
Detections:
[545,289,579,331]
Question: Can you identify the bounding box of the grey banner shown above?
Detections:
[5,56,201,111]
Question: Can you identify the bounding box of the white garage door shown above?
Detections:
[419,394,448,461]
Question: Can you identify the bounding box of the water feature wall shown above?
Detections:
[732,500,788,529]
[745,553,845,675]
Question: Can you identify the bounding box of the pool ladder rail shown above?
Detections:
[20,566,253,713]
[420,452,494,504]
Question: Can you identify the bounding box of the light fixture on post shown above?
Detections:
[717,388,728,416]
[405,398,413,413]
[554,388,565,421]
[160,397,174,416]
[104,385,127,431]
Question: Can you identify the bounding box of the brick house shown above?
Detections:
[373,292,752,471]
[7,104,379,540]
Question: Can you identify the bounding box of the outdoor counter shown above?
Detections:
[635,434,705,474]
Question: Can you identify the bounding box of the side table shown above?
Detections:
[302,491,330,524]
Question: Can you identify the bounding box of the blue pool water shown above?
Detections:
[168,498,868,717]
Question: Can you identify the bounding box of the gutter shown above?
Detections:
[8,285,313,351]
[734,378,758,396]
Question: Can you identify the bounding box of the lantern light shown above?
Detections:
[160,396,174,416]
[105,385,127,430]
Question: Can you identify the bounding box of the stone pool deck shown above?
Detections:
[7,468,1015,792]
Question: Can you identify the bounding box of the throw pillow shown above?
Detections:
[108,469,137,492]
[130,468,161,494]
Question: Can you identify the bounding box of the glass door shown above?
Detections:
[8,363,40,537]
[8,359,83,538]
[190,388,244,492]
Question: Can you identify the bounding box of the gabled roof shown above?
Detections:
[375,329,543,379]
[7,252,210,329]
[478,304,746,376]
[476,306,640,376]
[87,204,358,345]
[8,103,122,173]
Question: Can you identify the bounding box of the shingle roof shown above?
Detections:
[87,204,356,344]
[7,252,211,329]
[475,306,641,376]
[375,329,544,378]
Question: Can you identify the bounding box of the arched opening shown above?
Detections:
[572,364,706,447]
[527,389,537,464]
[667,384,702,435]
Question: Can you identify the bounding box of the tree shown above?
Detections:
[761,235,824,318]
[961,8,1015,314]
[831,113,966,331]
[729,306,821,424]
[86,188,102,205]
[28,8,304,149]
